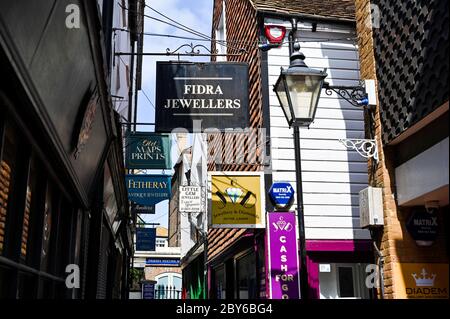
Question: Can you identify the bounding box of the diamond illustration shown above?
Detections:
[276,217,286,230]
[226,188,243,204]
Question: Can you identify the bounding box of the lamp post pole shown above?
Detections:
[293,125,308,299]
[288,17,308,300]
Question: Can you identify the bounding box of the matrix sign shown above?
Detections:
[155,62,249,132]
[179,186,203,213]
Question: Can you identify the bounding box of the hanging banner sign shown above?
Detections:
[136,228,156,251]
[179,186,203,213]
[267,212,301,299]
[393,263,448,299]
[155,62,249,132]
[210,172,265,228]
[126,175,171,206]
[125,132,171,169]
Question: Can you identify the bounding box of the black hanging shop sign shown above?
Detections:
[155,62,249,132]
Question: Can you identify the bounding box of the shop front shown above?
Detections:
[208,229,266,300]
[0,0,131,299]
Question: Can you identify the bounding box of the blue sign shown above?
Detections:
[136,228,156,251]
[146,258,180,267]
[269,182,295,208]
[142,282,155,299]
[126,175,171,206]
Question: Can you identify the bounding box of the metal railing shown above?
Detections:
[154,285,182,299]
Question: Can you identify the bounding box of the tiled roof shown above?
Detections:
[249,0,355,21]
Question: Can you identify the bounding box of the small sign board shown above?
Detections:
[136,228,156,251]
[269,182,295,209]
[179,186,203,213]
[406,207,439,245]
[132,204,156,215]
[142,282,156,299]
[146,258,180,267]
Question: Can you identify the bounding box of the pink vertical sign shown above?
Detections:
[267,212,301,299]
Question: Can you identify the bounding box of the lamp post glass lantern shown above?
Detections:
[274,43,328,127]
[273,41,328,300]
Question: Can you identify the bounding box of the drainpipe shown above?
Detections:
[371,230,385,299]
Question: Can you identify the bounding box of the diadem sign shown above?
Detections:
[393,263,448,299]
[155,62,249,132]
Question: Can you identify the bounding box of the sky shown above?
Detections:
[138,0,213,228]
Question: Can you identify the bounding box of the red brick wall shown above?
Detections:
[207,0,263,262]
[355,0,449,299]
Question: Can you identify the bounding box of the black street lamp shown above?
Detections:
[274,43,328,127]
[273,31,327,300]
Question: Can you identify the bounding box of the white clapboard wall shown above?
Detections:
[266,22,371,240]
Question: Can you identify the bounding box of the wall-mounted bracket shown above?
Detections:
[339,138,379,162]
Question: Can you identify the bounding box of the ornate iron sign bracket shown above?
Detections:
[323,81,370,108]
[116,42,246,57]
[339,138,379,162]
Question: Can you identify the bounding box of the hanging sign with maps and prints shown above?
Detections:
[125,132,171,169]
[155,62,249,132]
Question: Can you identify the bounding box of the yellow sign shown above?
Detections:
[210,172,265,228]
[393,263,448,299]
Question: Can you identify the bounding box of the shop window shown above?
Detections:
[0,121,20,256]
[214,266,226,299]
[236,252,257,299]
[104,162,118,227]
[19,157,38,261]
[41,183,54,270]
[156,238,167,248]
[319,263,370,299]
[0,113,78,298]
[338,267,355,298]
